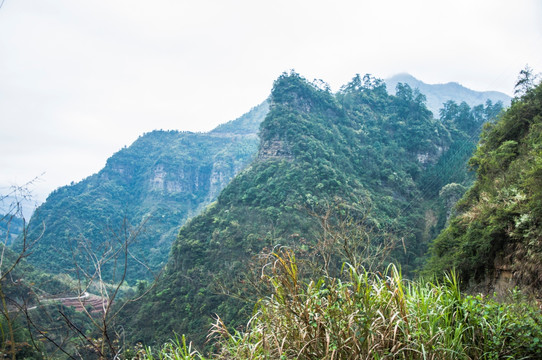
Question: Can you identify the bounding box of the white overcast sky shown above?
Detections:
[1,0,541,210]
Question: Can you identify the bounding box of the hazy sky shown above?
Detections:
[1,0,541,210]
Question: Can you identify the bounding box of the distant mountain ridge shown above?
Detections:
[210,100,269,135]
[16,101,268,281]
[385,73,511,116]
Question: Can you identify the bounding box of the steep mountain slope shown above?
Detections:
[386,73,511,116]
[16,101,268,281]
[124,72,499,347]
[427,80,542,293]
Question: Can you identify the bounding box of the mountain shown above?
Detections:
[15,101,268,281]
[0,213,24,245]
[386,73,511,116]
[123,72,502,347]
[426,80,542,294]
[14,73,506,284]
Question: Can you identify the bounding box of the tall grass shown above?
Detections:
[132,334,206,360]
[139,250,542,359]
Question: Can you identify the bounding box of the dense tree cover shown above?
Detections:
[419,99,503,197]
[0,245,74,301]
[439,99,503,134]
[427,79,542,289]
[13,102,268,282]
[123,72,497,348]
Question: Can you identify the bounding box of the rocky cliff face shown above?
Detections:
[257,139,293,160]
[149,164,211,193]
[207,156,247,201]
[416,145,446,165]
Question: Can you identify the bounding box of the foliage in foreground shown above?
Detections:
[139,251,542,360]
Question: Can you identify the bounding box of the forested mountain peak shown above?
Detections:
[257,73,340,161]
[124,72,500,347]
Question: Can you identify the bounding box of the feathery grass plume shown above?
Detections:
[140,251,542,359]
[135,334,206,360]
[208,251,542,359]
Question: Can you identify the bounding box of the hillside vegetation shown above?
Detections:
[135,75,542,360]
[123,72,502,347]
[4,71,524,359]
[427,77,542,292]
